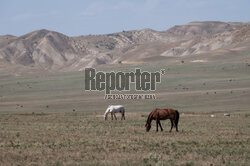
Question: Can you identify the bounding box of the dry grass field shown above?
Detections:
[0,112,249,166]
[0,52,250,165]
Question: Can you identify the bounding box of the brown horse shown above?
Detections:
[145,108,179,132]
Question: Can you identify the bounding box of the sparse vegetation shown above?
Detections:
[0,112,249,165]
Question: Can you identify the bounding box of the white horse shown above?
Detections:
[104,105,125,120]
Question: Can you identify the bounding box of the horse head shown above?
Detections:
[145,122,151,132]
[104,107,110,120]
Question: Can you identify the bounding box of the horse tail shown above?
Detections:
[175,110,179,126]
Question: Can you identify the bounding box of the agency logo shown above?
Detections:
[85,68,164,99]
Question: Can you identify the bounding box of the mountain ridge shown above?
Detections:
[0,21,250,71]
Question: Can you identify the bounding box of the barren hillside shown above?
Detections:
[0,21,249,71]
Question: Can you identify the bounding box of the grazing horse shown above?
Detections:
[104,105,125,120]
[145,108,179,132]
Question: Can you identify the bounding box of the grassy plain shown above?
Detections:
[0,52,250,165]
[0,112,249,165]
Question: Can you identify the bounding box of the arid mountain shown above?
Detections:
[0,21,250,71]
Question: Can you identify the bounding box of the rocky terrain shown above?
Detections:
[0,21,250,71]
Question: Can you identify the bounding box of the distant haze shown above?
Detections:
[0,0,250,36]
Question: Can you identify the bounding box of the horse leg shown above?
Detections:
[122,112,125,120]
[169,120,173,133]
[123,109,125,120]
[111,113,113,120]
[156,120,159,132]
[121,112,124,120]
[114,113,117,120]
[175,120,179,132]
[158,120,163,131]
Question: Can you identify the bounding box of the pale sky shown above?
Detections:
[0,0,249,36]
